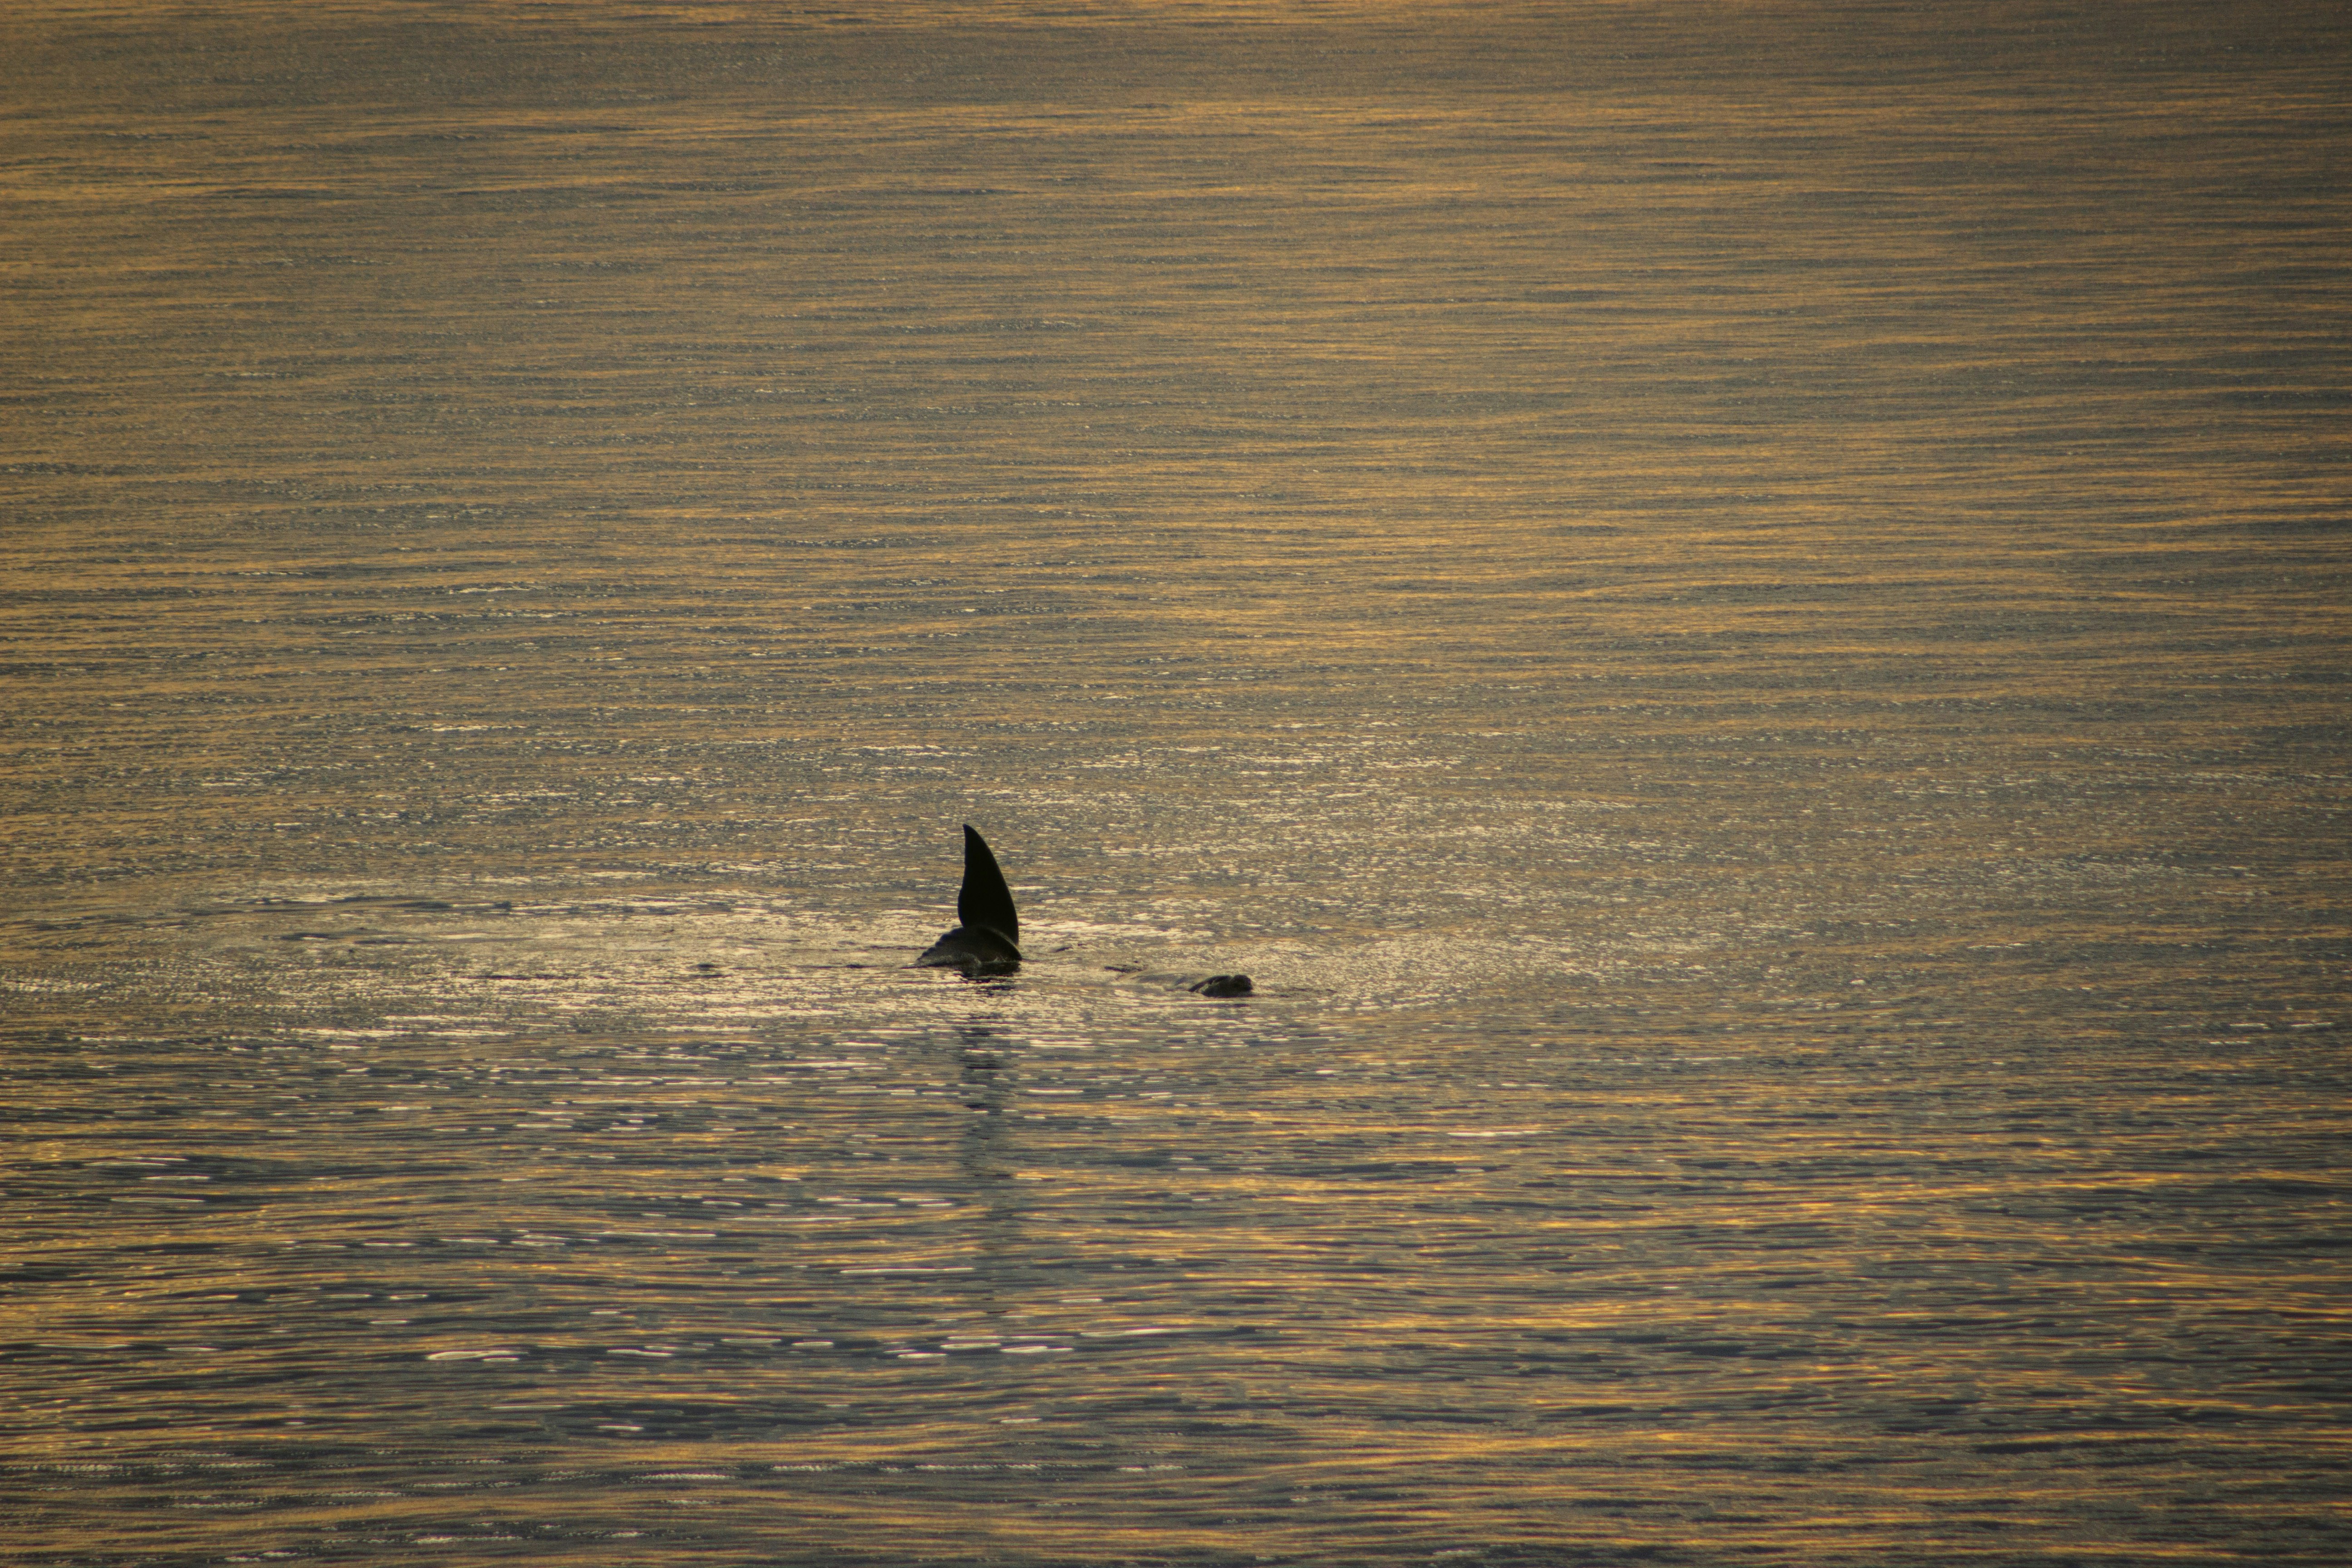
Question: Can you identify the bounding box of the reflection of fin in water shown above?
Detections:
[952,1023,1021,1330]
[917,825,1023,974]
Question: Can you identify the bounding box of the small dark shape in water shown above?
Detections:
[1189,974,1253,998]
[917,824,1023,974]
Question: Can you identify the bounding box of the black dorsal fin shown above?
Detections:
[957,824,1019,948]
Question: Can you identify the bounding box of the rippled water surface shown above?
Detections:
[4,3,2348,1564]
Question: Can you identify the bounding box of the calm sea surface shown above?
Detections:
[3,4,2347,1564]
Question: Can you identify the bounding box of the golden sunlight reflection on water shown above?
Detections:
[3,3,2347,1565]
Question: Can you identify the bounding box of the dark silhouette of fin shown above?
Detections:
[1189,974,1253,997]
[917,824,1023,973]
[956,824,1019,951]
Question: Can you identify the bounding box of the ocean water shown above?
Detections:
[3,3,2347,1564]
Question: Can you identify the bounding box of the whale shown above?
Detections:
[916,824,1024,974]
[915,825,1252,996]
